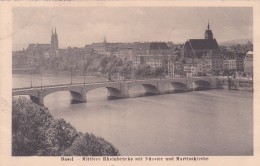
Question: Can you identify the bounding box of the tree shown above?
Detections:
[161,55,169,75]
[43,119,78,156]
[116,59,123,66]
[140,65,152,77]
[64,133,120,156]
[12,97,53,156]
[100,57,109,68]
[12,97,120,156]
[154,67,164,77]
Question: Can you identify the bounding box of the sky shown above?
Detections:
[12,7,252,51]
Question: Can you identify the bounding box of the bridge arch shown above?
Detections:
[85,84,129,100]
[170,82,188,92]
[193,80,211,90]
[12,90,44,105]
[128,81,160,96]
[42,89,87,105]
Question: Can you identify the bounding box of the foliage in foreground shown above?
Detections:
[12,97,120,156]
[64,133,120,156]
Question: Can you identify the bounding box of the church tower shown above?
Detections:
[51,28,59,51]
[204,21,213,39]
[104,35,107,44]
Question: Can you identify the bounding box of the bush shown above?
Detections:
[12,97,53,156]
[42,119,78,156]
[12,97,120,156]
[64,133,120,156]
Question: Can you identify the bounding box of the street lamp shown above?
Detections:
[30,69,33,88]
[133,67,136,81]
[28,61,33,88]
[84,55,86,85]
[84,67,86,85]
[40,67,44,90]
[41,72,42,90]
[173,61,176,78]
[70,66,73,85]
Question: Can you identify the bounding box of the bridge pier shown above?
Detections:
[30,96,44,106]
[107,85,129,99]
[142,84,160,95]
[157,82,171,94]
[209,77,219,89]
[170,82,188,93]
[70,91,87,104]
[13,77,220,106]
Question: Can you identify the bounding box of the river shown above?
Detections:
[13,74,253,156]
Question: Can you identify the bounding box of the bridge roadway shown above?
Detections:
[12,77,218,106]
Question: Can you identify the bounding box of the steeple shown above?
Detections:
[104,35,107,44]
[51,27,59,52]
[204,20,213,39]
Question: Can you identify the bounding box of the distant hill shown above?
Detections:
[219,39,253,46]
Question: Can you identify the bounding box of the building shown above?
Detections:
[182,22,219,59]
[168,61,183,77]
[51,28,59,52]
[203,51,224,73]
[223,57,244,71]
[223,58,236,70]
[12,49,28,69]
[133,54,163,69]
[93,59,101,68]
[133,55,142,68]
[132,42,172,56]
[196,59,208,76]
[182,21,223,74]
[143,55,163,68]
[223,52,245,71]
[117,48,134,62]
[183,62,198,77]
[236,58,244,71]
[148,42,171,55]
[181,58,208,77]
[25,28,59,60]
[244,51,253,73]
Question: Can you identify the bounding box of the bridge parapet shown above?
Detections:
[12,77,219,106]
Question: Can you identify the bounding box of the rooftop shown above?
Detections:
[188,39,219,50]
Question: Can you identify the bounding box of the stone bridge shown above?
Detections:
[12,77,219,106]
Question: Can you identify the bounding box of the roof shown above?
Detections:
[149,42,169,50]
[188,39,219,50]
[27,44,36,50]
[88,42,170,51]
[35,44,51,49]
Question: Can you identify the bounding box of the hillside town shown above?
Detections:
[12,22,253,80]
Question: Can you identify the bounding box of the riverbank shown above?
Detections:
[219,78,253,91]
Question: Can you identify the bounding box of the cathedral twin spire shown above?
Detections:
[52,28,57,36]
[51,27,59,50]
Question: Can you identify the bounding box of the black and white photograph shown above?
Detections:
[0,2,256,162]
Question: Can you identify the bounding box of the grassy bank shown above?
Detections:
[12,97,120,156]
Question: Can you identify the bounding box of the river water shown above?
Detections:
[13,74,253,156]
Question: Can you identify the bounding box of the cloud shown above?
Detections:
[12,7,252,50]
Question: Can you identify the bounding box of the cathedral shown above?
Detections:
[181,21,224,74]
[51,28,59,52]
[182,21,219,59]
[25,28,59,60]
